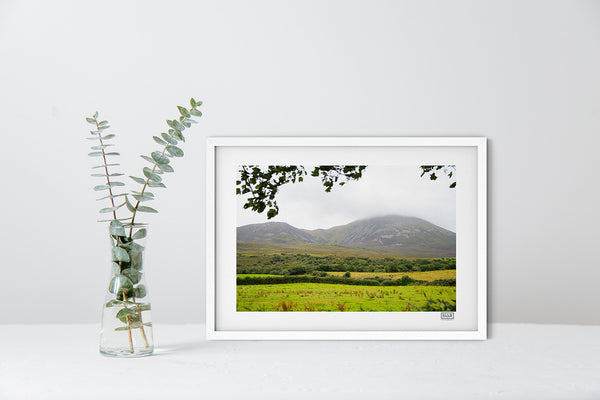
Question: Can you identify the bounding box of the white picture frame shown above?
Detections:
[206,137,486,340]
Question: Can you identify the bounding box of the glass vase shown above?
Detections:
[100,222,154,357]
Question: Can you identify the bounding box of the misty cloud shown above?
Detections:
[237,165,456,232]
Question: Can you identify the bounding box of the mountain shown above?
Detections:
[236,221,326,245]
[237,215,455,257]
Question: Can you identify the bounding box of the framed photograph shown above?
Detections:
[206,137,486,340]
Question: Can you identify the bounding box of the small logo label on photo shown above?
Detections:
[441,312,454,320]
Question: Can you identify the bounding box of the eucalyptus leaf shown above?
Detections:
[108,274,133,294]
[122,268,142,284]
[97,193,127,201]
[143,322,152,327]
[157,163,174,173]
[90,144,114,150]
[139,304,151,312]
[129,243,144,270]
[98,125,110,130]
[166,145,184,157]
[102,134,116,140]
[143,167,162,182]
[130,176,147,185]
[161,132,177,145]
[132,194,153,202]
[112,247,130,262]
[134,284,147,298]
[86,117,95,123]
[98,120,109,126]
[132,190,154,197]
[140,155,155,164]
[178,106,191,118]
[103,152,120,156]
[137,205,158,213]
[110,220,126,236]
[93,185,110,191]
[112,262,121,275]
[147,181,166,188]
[132,228,147,240]
[92,163,119,169]
[99,205,123,213]
[151,151,169,165]
[88,151,103,157]
[91,172,123,177]
[105,299,123,308]
[93,111,98,119]
[114,326,130,331]
[108,181,125,187]
[153,136,167,146]
[125,195,136,212]
[190,109,202,117]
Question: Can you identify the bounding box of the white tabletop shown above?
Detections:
[1,323,598,399]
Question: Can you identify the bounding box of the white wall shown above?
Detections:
[0,0,598,325]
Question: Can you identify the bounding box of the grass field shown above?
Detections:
[236,283,456,312]
[327,270,456,281]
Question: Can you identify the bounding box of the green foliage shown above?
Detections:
[237,165,366,219]
[87,99,202,340]
[420,165,456,188]
[237,283,456,312]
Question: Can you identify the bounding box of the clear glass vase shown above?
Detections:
[100,222,154,357]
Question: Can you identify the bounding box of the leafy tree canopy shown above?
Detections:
[236,165,366,219]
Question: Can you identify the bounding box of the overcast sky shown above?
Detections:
[236,165,456,232]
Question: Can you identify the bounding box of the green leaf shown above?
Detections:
[88,151,103,157]
[108,181,125,187]
[166,145,184,157]
[134,284,147,298]
[97,193,127,201]
[98,125,110,130]
[92,163,119,169]
[93,111,98,119]
[172,130,185,142]
[190,109,202,117]
[103,152,120,156]
[98,120,109,126]
[130,176,147,185]
[143,167,162,182]
[115,307,136,323]
[157,163,174,173]
[114,326,129,331]
[140,155,155,164]
[112,262,121,275]
[125,195,136,212]
[112,247,130,262]
[108,274,133,294]
[153,136,167,146]
[137,205,158,213]
[147,181,166,188]
[132,194,152,202]
[93,185,110,191]
[161,132,177,145]
[99,205,123,213]
[139,304,151,312]
[122,268,142,284]
[128,243,144,270]
[132,228,147,240]
[105,299,123,308]
[110,220,125,236]
[190,98,196,107]
[143,322,152,327]
[178,106,191,118]
[86,117,95,124]
[90,144,114,150]
[151,151,169,165]
[102,134,116,140]
[91,172,123,177]
[449,182,456,188]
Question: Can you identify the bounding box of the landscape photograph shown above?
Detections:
[235,165,457,312]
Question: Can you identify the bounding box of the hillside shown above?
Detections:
[237,215,455,257]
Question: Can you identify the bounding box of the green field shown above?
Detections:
[236,243,456,312]
[237,283,456,312]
